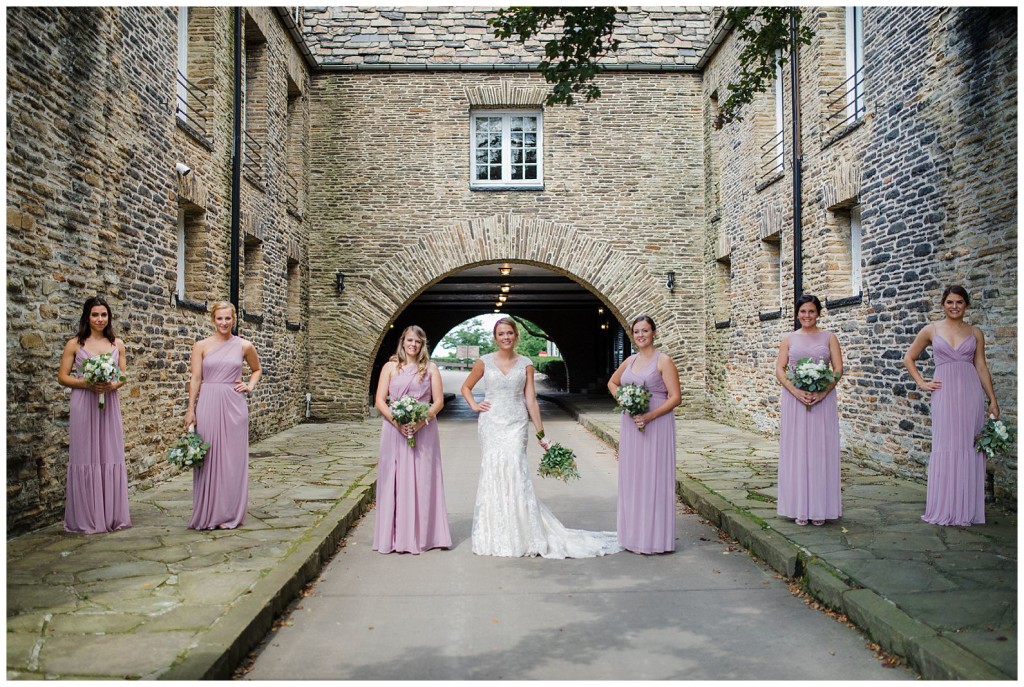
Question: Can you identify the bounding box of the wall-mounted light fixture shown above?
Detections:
[499,264,512,277]
[175,162,192,176]
[335,271,345,294]
[600,322,609,330]
[598,307,605,315]
[665,271,676,291]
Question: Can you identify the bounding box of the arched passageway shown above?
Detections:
[372,262,628,398]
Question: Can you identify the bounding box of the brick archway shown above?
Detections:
[310,212,696,419]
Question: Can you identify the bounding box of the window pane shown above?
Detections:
[489,134,501,148]
[489,165,501,180]
[522,117,537,132]
[510,117,524,131]
[476,134,490,148]
[524,132,536,147]
[511,133,523,147]
[511,166,522,180]
[525,149,536,164]
[476,166,489,180]
[525,165,537,180]
[475,150,488,163]
[489,149,501,164]
[512,149,523,164]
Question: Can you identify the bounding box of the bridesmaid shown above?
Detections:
[373,325,451,554]
[57,296,132,533]
[185,301,262,530]
[904,285,998,526]
[607,315,681,554]
[775,295,843,526]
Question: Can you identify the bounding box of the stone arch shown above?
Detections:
[311,212,694,419]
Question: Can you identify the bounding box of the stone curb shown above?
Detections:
[161,477,377,680]
[538,395,1013,681]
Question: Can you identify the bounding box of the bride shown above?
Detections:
[460,318,622,559]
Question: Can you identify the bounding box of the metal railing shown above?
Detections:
[242,130,265,183]
[175,69,210,139]
[759,129,785,184]
[825,64,866,137]
[283,172,300,213]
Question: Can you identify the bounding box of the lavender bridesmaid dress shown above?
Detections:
[777,330,842,522]
[189,336,249,530]
[64,347,132,533]
[373,364,452,554]
[922,334,987,526]
[617,352,677,553]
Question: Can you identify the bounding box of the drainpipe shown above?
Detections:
[790,12,804,330]
[229,7,242,331]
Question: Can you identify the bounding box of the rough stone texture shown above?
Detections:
[6,421,379,680]
[700,7,1017,504]
[306,70,707,418]
[301,8,712,68]
[6,7,313,534]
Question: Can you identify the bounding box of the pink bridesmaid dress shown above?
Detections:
[373,364,451,554]
[617,351,677,553]
[189,336,249,530]
[777,330,842,522]
[64,347,132,533]
[922,334,987,526]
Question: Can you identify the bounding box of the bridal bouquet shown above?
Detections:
[80,352,127,409]
[538,443,581,482]
[165,425,210,471]
[615,383,652,431]
[389,395,431,447]
[785,357,839,411]
[975,416,1016,459]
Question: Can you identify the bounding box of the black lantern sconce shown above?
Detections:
[335,271,346,294]
[665,271,676,291]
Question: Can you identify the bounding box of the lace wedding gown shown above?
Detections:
[471,353,622,559]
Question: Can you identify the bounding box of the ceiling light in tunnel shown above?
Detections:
[495,301,502,307]
[498,294,507,302]
[598,307,604,315]
[499,264,512,276]
[501,284,511,293]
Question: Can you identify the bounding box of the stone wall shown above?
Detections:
[6,7,314,534]
[306,70,707,419]
[701,7,1017,502]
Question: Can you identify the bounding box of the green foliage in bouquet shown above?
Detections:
[975,417,1016,459]
[537,443,581,482]
[166,429,210,471]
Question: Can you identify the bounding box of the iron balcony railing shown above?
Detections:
[242,130,265,184]
[175,69,210,139]
[759,128,785,184]
[826,64,866,137]
[283,172,300,213]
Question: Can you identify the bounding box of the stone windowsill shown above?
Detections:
[756,171,784,193]
[822,116,867,151]
[175,294,208,314]
[825,293,864,310]
[758,309,782,322]
[242,311,264,325]
[286,321,301,332]
[714,319,731,330]
[176,118,214,152]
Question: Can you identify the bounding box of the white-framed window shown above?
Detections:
[176,7,188,123]
[773,56,785,173]
[845,6,865,120]
[470,110,543,189]
[850,204,863,294]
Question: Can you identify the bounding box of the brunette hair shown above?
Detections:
[209,300,237,323]
[794,294,823,316]
[76,296,116,345]
[631,315,657,332]
[394,325,430,379]
[941,285,971,307]
[492,317,520,339]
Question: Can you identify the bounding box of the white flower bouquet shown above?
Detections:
[80,352,127,409]
[785,357,839,411]
[537,443,581,482]
[165,425,210,471]
[975,415,1016,459]
[615,383,652,431]
[389,395,431,447]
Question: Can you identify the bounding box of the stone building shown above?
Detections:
[700,7,1017,501]
[6,7,1017,534]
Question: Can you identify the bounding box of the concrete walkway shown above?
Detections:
[6,385,1015,679]
[542,392,1016,680]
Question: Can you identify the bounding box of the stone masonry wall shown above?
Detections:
[702,7,1017,503]
[6,7,313,534]
[306,70,707,419]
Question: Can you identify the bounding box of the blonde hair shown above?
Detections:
[210,301,237,323]
[394,325,430,380]
[492,317,519,340]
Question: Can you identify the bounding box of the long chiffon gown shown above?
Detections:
[471,354,622,559]
[617,352,677,553]
[189,336,249,530]
[64,347,132,533]
[777,330,842,522]
[373,364,452,554]
[922,334,987,526]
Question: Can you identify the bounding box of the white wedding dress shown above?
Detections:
[471,353,622,559]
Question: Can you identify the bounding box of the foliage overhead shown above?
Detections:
[490,7,814,126]
[714,7,814,129]
[489,7,624,106]
[438,318,496,357]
